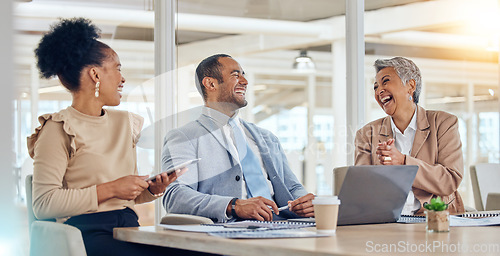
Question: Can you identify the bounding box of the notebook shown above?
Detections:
[397,215,500,226]
[397,214,425,223]
[337,165,418,225]
[449,215,500,226]
[218,220,314,229]
[208,229,330,239]
[161,220,313,233]
[456,211,500,218]
[163,220,319,239]
[397,211,500,224]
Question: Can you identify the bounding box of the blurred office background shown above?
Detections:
[3,0,499,254]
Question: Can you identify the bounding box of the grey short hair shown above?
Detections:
[374,57,422,104]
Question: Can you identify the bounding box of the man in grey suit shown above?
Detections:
[162,54,314,223]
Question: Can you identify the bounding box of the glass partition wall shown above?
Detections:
[13,0,157,226]
[363,0,500,207]
[11,0,500,238]
[175,0,500,204]
[175,0,347,195]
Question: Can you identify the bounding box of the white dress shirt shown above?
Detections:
[390,107,420,215]
[202,107,274,199]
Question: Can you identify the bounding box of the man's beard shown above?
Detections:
[217,91,247,109]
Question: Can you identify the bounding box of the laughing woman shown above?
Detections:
[28,18,195,256]
[354,57,465,215]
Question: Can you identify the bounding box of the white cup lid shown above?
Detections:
[312,196,341,205]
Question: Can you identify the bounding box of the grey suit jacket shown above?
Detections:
[162,114,308,222]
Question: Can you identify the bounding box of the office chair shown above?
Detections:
[25,174,87,256]
[332,166,349,196]
[470,164,500,211]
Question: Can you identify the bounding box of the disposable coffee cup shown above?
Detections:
[312,196,341,234]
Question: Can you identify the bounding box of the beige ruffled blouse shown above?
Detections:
[27,106,156,222]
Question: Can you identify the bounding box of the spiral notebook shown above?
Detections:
[456,211,500,218]
[208,228,330,239]
[161,220,313,233]
[397,215,425,223]
[217,220,315,230]
[396,212,500,226]
[450,215,500,227]
[205,220,321,238]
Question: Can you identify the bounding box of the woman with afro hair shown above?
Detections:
[28,18,209,256]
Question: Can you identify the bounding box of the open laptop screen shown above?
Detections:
[337,165,418,226]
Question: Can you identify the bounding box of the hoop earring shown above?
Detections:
[95,82,100,98]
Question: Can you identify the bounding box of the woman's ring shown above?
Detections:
[384,156,392,161]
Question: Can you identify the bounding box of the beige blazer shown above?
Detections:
[355,105,464,214]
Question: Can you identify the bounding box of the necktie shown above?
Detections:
[229,118,272,200]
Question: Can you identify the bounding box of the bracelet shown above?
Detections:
[153,191,164,197]
[231,198,239,218]
[148,188,164,197]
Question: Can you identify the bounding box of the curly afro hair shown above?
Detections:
[34,17,111,92]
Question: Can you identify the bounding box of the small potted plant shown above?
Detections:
[423,197,450,232]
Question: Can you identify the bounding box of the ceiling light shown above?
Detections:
[489,89,495,96]
[292,50,315,72]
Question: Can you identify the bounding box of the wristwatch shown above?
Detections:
[231,198,239,218]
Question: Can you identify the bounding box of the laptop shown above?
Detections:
[336,165,418,225]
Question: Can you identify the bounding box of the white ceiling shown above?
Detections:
[12,0,500,115]
[14,0,499,59]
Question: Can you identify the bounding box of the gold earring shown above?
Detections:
[95,82,100,98]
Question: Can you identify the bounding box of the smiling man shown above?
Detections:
[162,54,315,222]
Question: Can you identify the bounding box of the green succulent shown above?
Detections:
[423,196,448,211]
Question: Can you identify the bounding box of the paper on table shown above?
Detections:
[450,215,500,227]
[159,224,249,233]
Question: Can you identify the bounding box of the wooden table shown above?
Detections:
[114,223,500,255]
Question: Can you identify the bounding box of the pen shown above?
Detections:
[278,205,289,211]
[267,205,290,212]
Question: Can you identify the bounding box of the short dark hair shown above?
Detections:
[195,54,232,100]
[34,17,111,92]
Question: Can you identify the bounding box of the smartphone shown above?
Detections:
[144,158,200,182]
